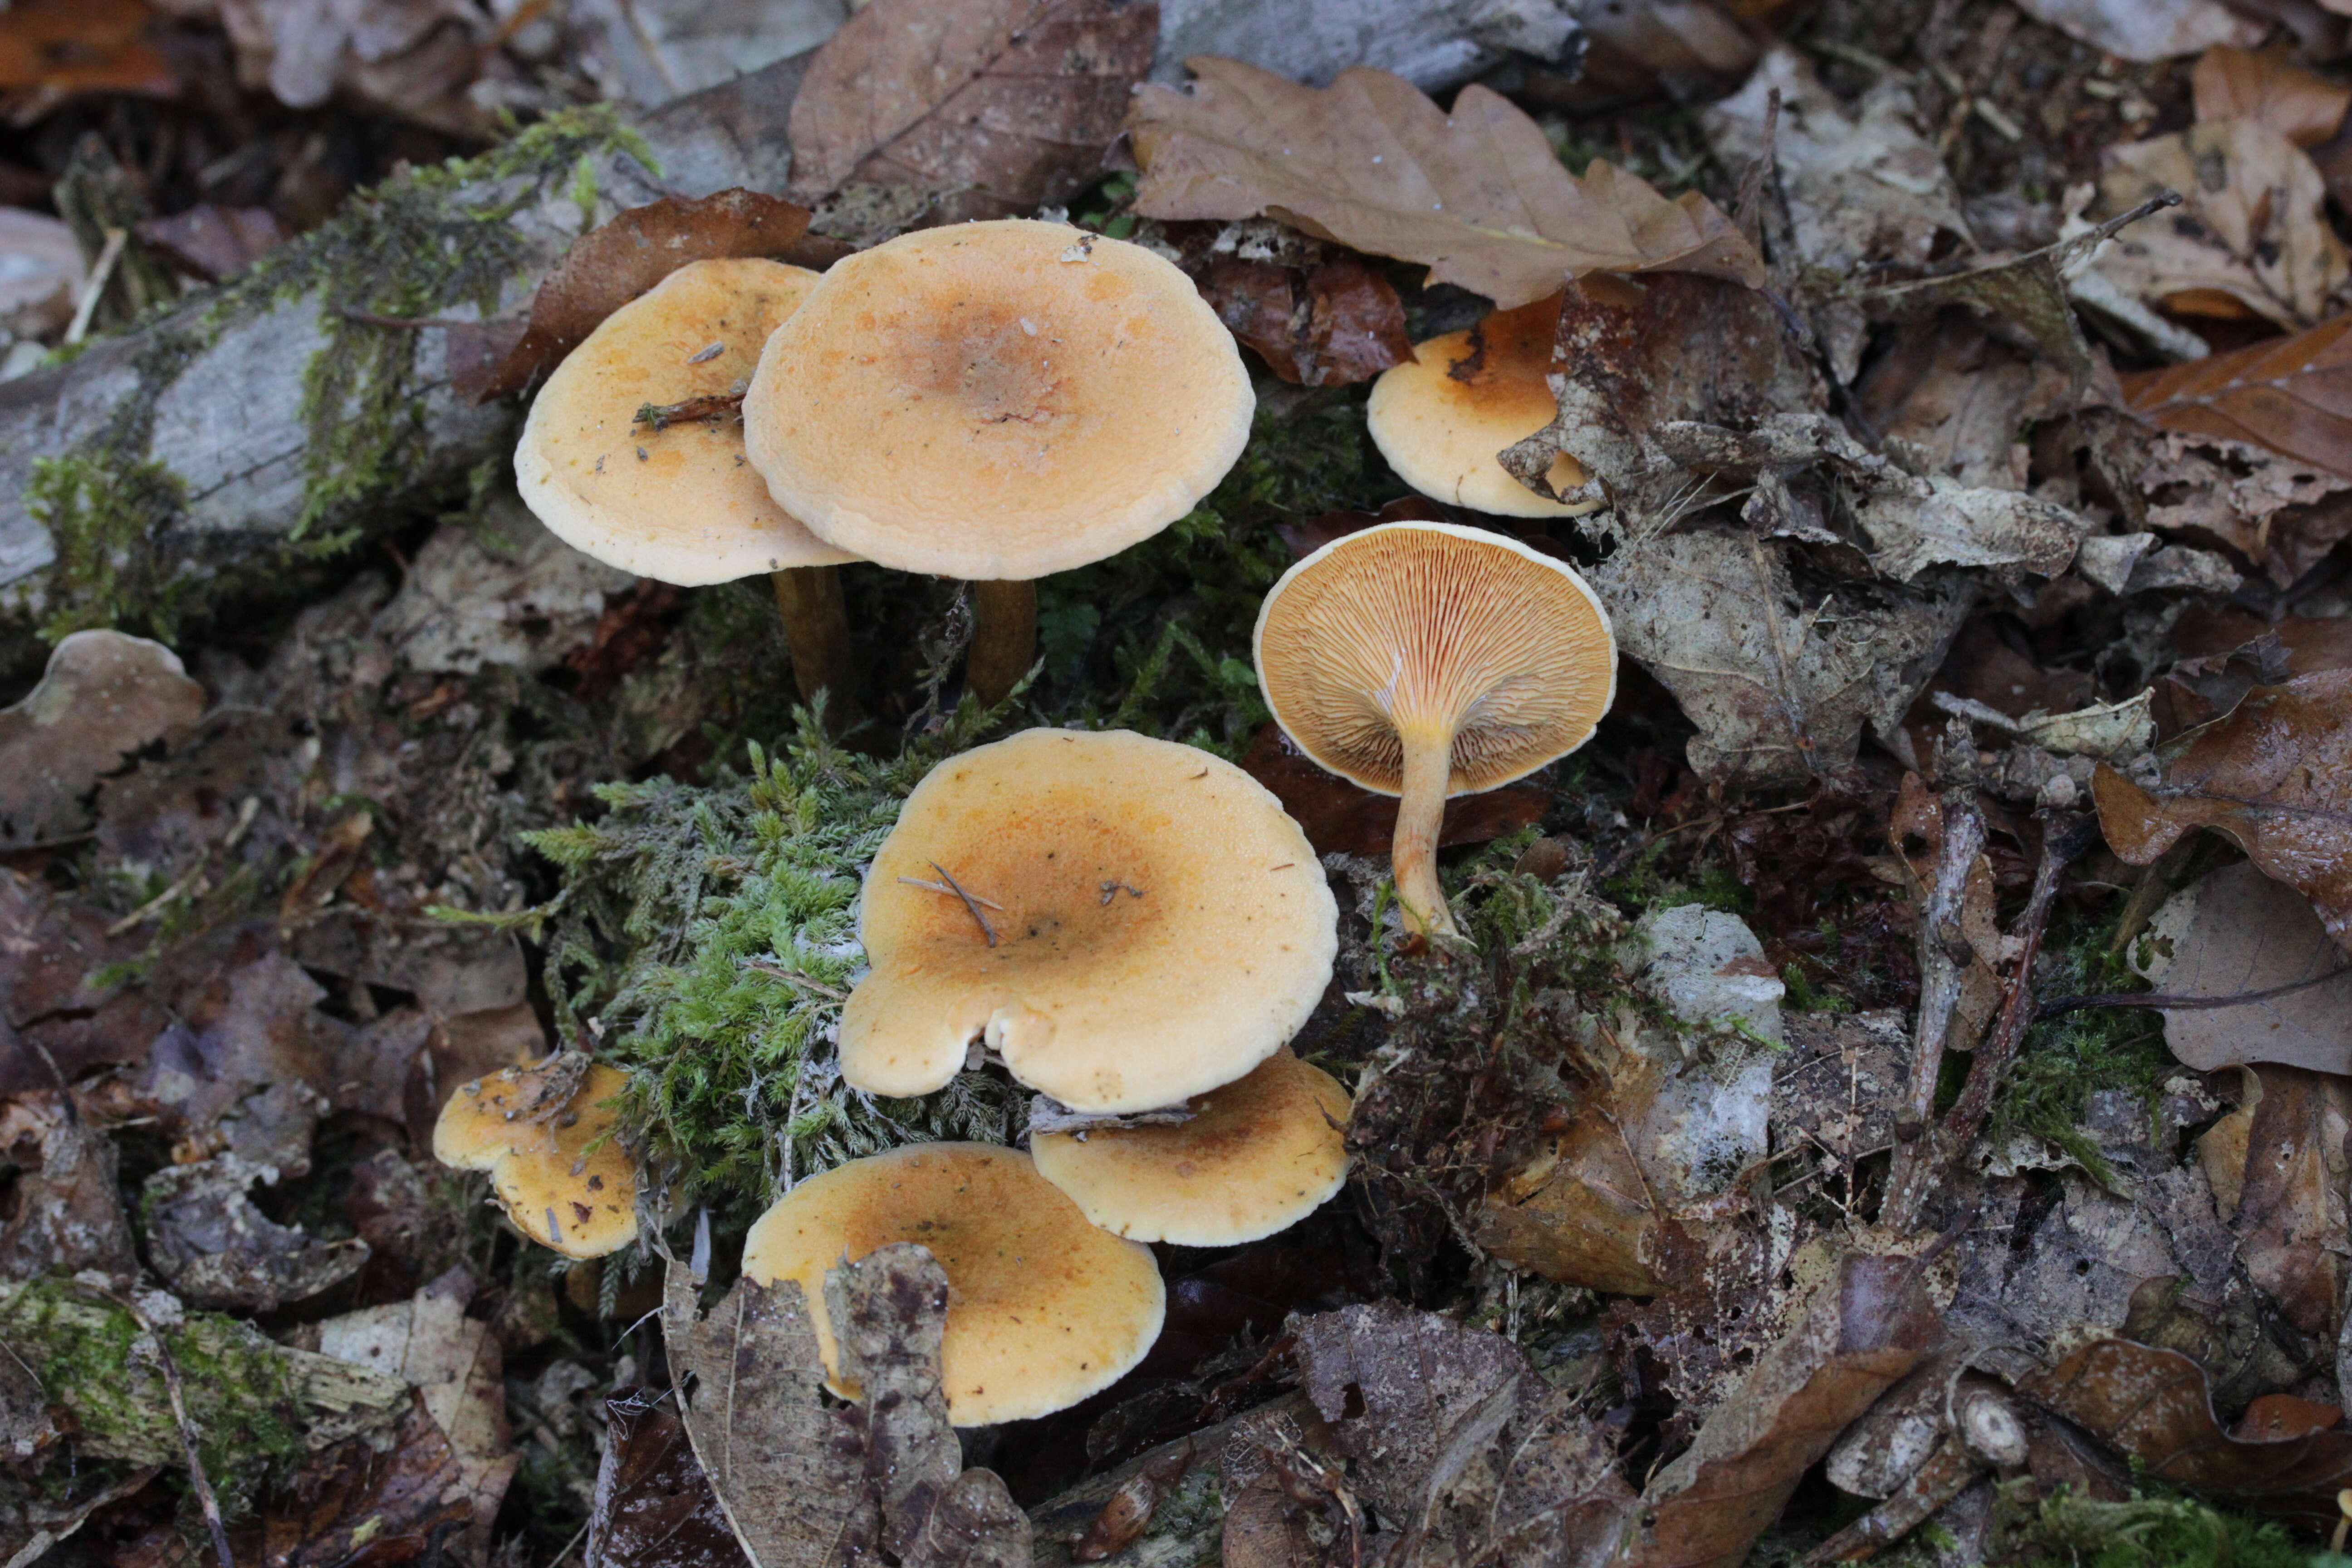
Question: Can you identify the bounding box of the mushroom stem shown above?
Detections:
[770,565,863,735]
[1392,722,1461,939]
[966,578,1038,707]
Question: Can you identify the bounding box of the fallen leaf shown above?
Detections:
[1590,524,1969,788]
[1127,57,1764,311]
[465,188,815,403]
[0,208,85,336]
[142,1155,368,1312]
[2018,1338,2352,1531]
[257,1398,478,1567]
[0,1094,137,1284]
[2090,118,2346,329]
[1193,254,1412,387]
[372,496,634,676]
[2122,313,2352,480]
[1769,1009,1910,1178]
[0,0,176,101]
[566,0,839,110]
[2133,861,2352,1074]
[0,870,168,1095]
[2092,671,2352,953]
[0,630,205,850]
[2232,1393,2343,1442]
[1853,318,2071,492]
[2193,46,2352,148]
[133,937,337,1154]
[2132,429,2352,586]
[1220,1472,1320,1568]
[133,204,284,283]
[1617,1253,1946,1568]
[785,0,1155,212]
[2008,0,2264,63]
[1704,46,1973,277]
[1241,724,1548,858]
[2195,1065,2352,1335]
[588,1388,750,1568]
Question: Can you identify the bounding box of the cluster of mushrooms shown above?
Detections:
[434,218,1619,1427]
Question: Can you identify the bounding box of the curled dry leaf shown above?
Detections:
[588,1389,753,1568]
[1127,57,1764,312]
[785,0,1154,213]
[2092,671,2352,954]
[258,1399,478,1568]
[1193,254,1412,387]
[143,1155,369,1313]
[2192,46,2352,149]
[2134,861,2352,1075]
[0,629,205,850]
[2133,429,2352,587]
[2122,313,2352,480]
[2018,1338,2352,1532]
[461,188,815,404]
[2195,1064,2352,1336]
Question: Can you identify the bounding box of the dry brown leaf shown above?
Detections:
[2091,118,2347,329]
[2133,428,2352,586]
[2092,671,2352,953]
[2135,861,2352,1075]
[2196,1064,2352,1335]
[462,188,815,404]
[1475,1102,1660,1296]
[0,630,204,850]
[1127,57,1764,311]
[785,0,1153,212]
[1193,254,1413,387]
[2018,1338,2352,1531]
[257,1399,479,1567]
[0,0,175,100]
[2008,0,2263,63]
[1618,1253,1945,1568]
[2192,46,2351,148]
[587,1389,750,1568]
[2123,313,2352,480]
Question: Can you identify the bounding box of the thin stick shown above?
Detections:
[1882,787,1984,1230]
[634,391,743,431]
[64,228,127,346]
[109,1292,234,1568]
[739,957,851,1000]
[894,877,1005,910]
[2040,966,2352,1018]
[925,862,997,947]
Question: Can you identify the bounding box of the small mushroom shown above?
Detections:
[1366,294,1599,517]
[431,1059,637,1259]
[1253,522,1616,940]
[513,258,867,731]
[742,1142,1164,1426]
[742,219,1254,706]
[1030,1049,1351,1246]
[839,728,1337,1115]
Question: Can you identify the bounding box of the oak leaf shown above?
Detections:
[2092,670,2352,954]
[785,0,1156,211]
[2192,45,2351,149]
[1126,57,1764,311]
[2122,313,2352,480]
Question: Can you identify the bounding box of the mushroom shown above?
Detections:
[514,257,866,730]
[1253,522,1616,940]
[839,727,1336,1114]
[1030,1049,1351,1246]
[742,220,1254,706]
[742,1142,1163,1425]
[432,1058,637,1259]
[1365,294,1599,518]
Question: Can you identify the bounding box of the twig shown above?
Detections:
[64,228,127,346]
[894,876,1004,910]
[1939,809,2101,1160]
[634,391,744,431]
[923,862,997,947]
[1882,786,1984,1230]
[2039,965,2352,1018]
[739,957,850,1001]
[108,1291,233,1568]
[107,795,259,936]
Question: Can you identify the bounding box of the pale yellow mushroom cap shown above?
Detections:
[514,257,856,584]
[1366,294,1598,519]
[741,1142,1164,1426]
[432,1060,638,1260]
[740,220,1255,580]
[840,728,1337,1115]
[1253,522,1617,797]
[1030,1049,1352,1247]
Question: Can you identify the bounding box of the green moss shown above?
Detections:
[2014,1488,2321,1568]
[26,452,190,641]
[1989,911,2172,1189]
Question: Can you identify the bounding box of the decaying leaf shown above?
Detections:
[2123,313,2352,480]
[462,188,815,403]
[0,0,176,102]
[2092,671,2352,953]
[1591,525,1968,788]
[2134,861,2352,1074]
[2192,47,2352,150]
[2089,118,2347,329]
[373,499,636,676]
[1241,723,1548,858]
[1127,57,1764,311]
[785,0,1155,213]
[2019,1338,2352,1531]
[2132,428,2352,586]
[0,629,204,850]
[2195,1065,2352,1336]
[1618,1253,1946,1568]
[2007,0,2262,63]
[257,1399,479,1568]
[587,1389,750,1568]
[143,1155,368,1313]
[1193,254,1413,387]
[0,1094,137,1284]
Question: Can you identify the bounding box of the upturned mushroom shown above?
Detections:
[742,220,1254,705]
[432,1058,637,1259]
[1366,294,1599,517]
[1253,522,1615,939]
[838,728,1336,1115]
[742,1142,1163,1425]
[514,257,865,729]
[1030,1048,1351,1246]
